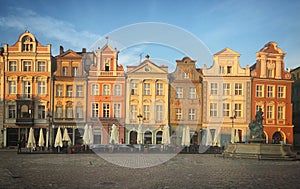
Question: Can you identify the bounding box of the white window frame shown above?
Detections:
[267,85,274,98]
[223,83,230,95]
[156,83,163,96]
[38,105,46,119]
[278,86,285,98]
[266,105,274,119]
[91,103,99,118]
[278,106,285,120]
[189,87,196,99]
[76,85,83,97]
[143,83,151,95]
[235,104,242,117]
[223,103,230,117]
[113,104,121,118]
[211,83,218,95]
[210,103,217,117]
[175,108,182,120]
[8,81,17,94]
[256,84,264,97]
[38,61,46,72]
[114,85,121,96]
[37,81,46,94]
[103,84,110,96]
[66,85,73,97]
[156,105,163,121]
[92,84,99,96]
[103,103,110,118]
[188,108,195,120]
[131,82,138,95]
[234,83,243,95]
[9,61,17,71]
[23,61,31,72]
[56,85,63,97]
[143,105,150,120]
[56,107,63,118]
[130,105,137,121]
[176,87,183,98]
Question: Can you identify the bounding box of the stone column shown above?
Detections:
[260,55,267,78]
[275,56,282,79]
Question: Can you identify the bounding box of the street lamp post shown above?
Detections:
[230,112,236,143]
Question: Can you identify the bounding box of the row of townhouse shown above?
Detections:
[0,31,294,148]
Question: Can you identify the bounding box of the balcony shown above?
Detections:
[16,117,34,125]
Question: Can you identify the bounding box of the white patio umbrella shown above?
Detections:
[63,128,72,146]
[137,124,143,144]
[27,127,36,149]
[181,127,186,146]
[83,124,89,145]
[234,129,240,143]
[38,128,45,147]
[185,126,191,147]
[162,125,170,145]
[109,124,119,144]
[46,129,49,149]
[88,126,94,145]
[54,126,63,150]
[231,128,235,143]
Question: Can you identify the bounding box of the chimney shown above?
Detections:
[60,46,64,54]
[82,48,86,53]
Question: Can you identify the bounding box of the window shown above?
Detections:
[56,107,62,118]
[176,87,183,98]
[8,81,17,94]
[23,81,31,95]
[62,67,68,76]
[183,72,189,79]
[76,106,83,119]
[103,103,110,118]
[219,66,224,74]
[113,104,121,118]
[211,83,218,95]
[266,105,273,119]
[76,85,83,97]
[189,88,196,99]
[38,105,46,119]
[143,83,150,95]
[131,82,138,95]
[267,69,274,78]
[66,85,73,97]
[278,106,284,119]
[256,105,263,113]
[38,61,46,72]
[223,103,230,117]
[267,85,274,98]
[223,83,230,95]
[9,61,17,71]
[235,104,242,117]
[8,105,16,118]
[210,103,217,117]
[105,59,110,71]
[37,81,46,94]
[175,108,182,120]
[227,66,232,74]
[72,67,78,76]
[92,84,99,95]
[143,105,150,120]
[56,85,63,97]
[66,107,73,118]
[130,105,137,120]
[103,84,110,96]
[156,83,163,95]
[256,85,263,97]
[114,85,121,96]
[156,105,163,121]
[234,83,242,95]
[91,103,99,118]
[23,61,31,71]
[188,109,195,120]
[278,86,285,98]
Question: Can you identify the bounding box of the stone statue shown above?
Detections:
[249,108,264,139]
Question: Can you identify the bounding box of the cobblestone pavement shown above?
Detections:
[0,150,300,189]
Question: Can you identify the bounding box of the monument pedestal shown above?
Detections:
[224,143,296,160]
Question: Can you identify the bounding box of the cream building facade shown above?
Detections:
[125,55,169,144]
[202,48,251,147]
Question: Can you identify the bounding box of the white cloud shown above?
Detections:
[0,7,99,53]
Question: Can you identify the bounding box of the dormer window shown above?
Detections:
[22,35,34,52]
[104,58,110,71]
[227,66,232,74]
[267,69,274,78]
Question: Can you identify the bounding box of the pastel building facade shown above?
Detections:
[125,55,169,144]
[87,44,125,144]
[169,57,203,146]
[202,48,251,147]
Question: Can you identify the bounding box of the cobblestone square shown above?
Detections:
[1,151,300,188]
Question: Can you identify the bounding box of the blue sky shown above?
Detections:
[1,0,300,70]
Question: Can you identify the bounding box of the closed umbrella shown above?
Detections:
[110,124,119,144]
[162,125,170,145]
[27,127,36,149]
[83,124,89,145]
[88,126,94,145]
[185,126,191,147]
[46,129,49,149]
[137,124,143,144]
[54,126,63,151]
[181,127,186,146]
[63,128,72,146]
[38,128,45,148]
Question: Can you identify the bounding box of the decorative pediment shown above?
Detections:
[127,60,168,74]
[58,49,82,58]
[214,48,240,57]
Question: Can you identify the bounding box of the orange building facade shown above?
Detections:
[251,42,294,144]
[87,44,125,144]
[53,47,89,146]
[2,30,52,147]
